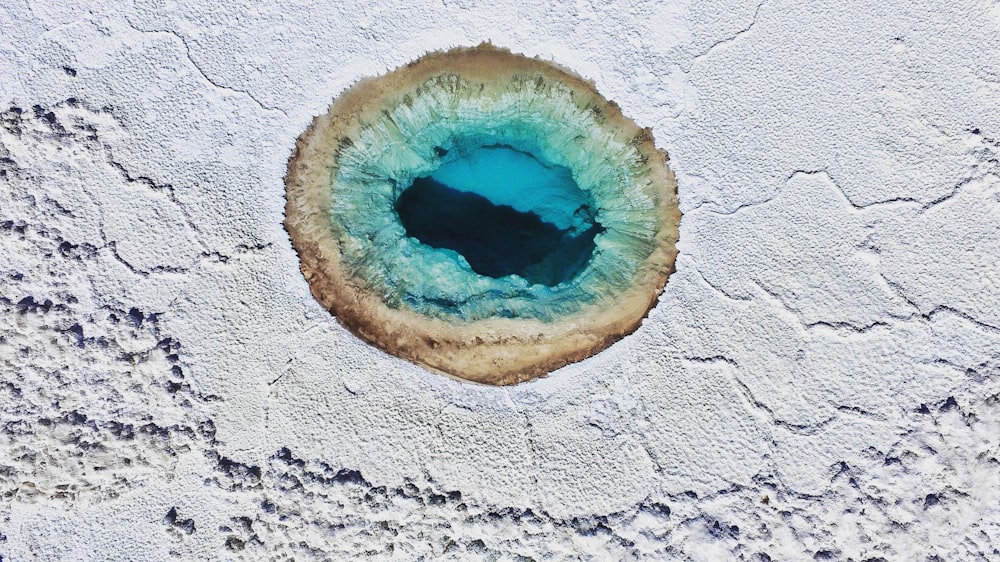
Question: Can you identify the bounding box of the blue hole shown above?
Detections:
[285,46,682,381]
[395,145,604,286]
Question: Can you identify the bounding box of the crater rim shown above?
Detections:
[284,43,681,385]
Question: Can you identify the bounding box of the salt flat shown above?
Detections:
[1,0,998,559]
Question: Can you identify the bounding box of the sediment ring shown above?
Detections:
[284,44,680,385]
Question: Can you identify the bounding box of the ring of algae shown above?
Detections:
[285,45,680,385]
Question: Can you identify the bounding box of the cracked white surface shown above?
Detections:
[2,0,999,559]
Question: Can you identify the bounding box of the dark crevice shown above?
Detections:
[164,507,196,535]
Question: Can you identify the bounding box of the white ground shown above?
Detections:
[2,0,999,560]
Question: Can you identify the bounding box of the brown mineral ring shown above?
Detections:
[284,45,680,385]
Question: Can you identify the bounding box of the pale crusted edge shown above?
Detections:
[284,44,681,386]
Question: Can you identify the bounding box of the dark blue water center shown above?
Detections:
[395,146,603,286]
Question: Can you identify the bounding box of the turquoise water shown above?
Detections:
[396,146,603,286]
[330,72,661,322]
[427,145,592,231]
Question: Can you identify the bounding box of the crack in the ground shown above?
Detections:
[120,16,288,117]
[687,0,770,69]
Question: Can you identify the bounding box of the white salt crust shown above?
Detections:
[1,0,999,559]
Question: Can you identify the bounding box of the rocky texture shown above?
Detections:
[2,0,999,559]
